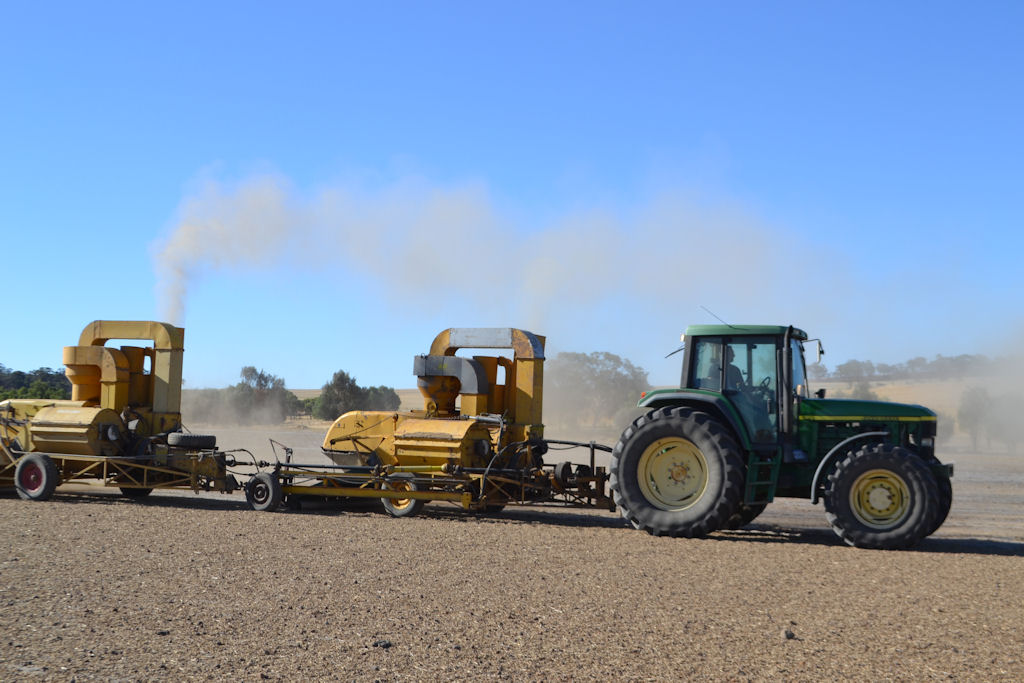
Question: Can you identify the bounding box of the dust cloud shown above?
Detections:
[153,172,838,338]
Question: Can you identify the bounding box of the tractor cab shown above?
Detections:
[678,324,809,449]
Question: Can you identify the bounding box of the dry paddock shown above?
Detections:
[1,439,1022,681]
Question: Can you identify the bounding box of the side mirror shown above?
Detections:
[815,388,826,399]
[816,340,825,364]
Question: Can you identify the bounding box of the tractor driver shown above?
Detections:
[723,346,745,390]
[702,344,745,391]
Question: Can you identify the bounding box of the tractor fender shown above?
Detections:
[809,430,889,504]
[638,390,752,451]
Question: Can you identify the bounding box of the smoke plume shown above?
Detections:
[154,172,836,338]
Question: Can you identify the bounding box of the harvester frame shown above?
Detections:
[242,438,613,514]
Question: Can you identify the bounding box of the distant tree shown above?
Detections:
[835,360,874,385]
[363,385,401,411]
[228,367,292,423]
[906,356,928,377]
[957,386,992,450]
[181,367,302,425]
[834,381,880,401]
[545,351,650,428]
[313,370,399,420]
[808,363,829,381]
[874,363,897,380]
[987,392,1024,455]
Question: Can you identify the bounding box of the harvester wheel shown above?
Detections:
[15,454,60,501]
[167,433,217,449]
[554,461,574,488]
[246,472,283,512]
[824,444,939,549]
[119,487,153,499]
[382,473,426,518]
[723,502,767,530]
[610,407,744,538]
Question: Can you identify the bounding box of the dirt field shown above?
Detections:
[1,425,1022,681]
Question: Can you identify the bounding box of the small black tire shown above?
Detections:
[246,472,283,512]
[15,454,60,501]
[119,487,153,499]
[167,433,217,449]
[824,444,939,549]
[723,502,768,530]
[554,461,574,488]
[382,473,426,518]
[610,407,745,538]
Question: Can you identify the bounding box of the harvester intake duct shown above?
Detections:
[414,355,490,417]
[413,355,490,394]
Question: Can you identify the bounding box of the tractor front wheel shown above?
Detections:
[610,408,744,537]
[824,444,939,549]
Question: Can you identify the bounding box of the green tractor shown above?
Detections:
[610,325,953,549]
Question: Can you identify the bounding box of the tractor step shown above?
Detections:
[744,450,781,505]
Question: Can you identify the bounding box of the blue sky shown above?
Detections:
[2,2,1021,390]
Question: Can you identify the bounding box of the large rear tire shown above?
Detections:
[824,444,939,549]
[15,454,60,501]
[610,407,744,538]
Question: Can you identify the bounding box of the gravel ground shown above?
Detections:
[1,433,1021,681]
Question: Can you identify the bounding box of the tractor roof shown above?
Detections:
[683,324,808,340]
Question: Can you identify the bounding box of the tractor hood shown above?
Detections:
[798,398,936,422]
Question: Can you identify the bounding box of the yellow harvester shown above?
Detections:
[264,327,610,516]
[0,320,236,499]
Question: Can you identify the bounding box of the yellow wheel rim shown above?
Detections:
[387,480,414,510]
[850,469,910,529]
[637,437,708,511]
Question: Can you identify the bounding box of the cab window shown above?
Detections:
[791,339,808,397]
[725,337,778,444]
[690,337,724,390]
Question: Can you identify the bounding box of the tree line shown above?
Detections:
[0,365,71,400]
[1,361,400,425]
[812,353,1000,383]
[183,367,400,425]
